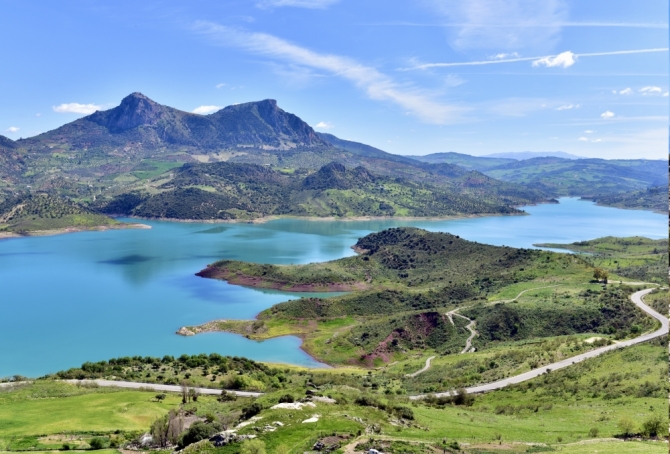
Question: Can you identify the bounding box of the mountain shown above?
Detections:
[317,132,419,165]
[484,151,584,160]
[0,134,25,184]
[406,152,515,171]
[25,93,327,153]
[483,157,667,196]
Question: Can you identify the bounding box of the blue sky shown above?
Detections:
[1,0,667,158]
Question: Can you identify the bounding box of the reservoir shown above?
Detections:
[0,198,665,378]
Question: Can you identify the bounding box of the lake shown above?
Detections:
[0,198,665,378]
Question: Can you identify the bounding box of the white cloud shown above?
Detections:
[314,121,334,129]
[425,0,567,51]
[52,103,101,114]
[591,138,602,142]
[6,126,19,133]
[663,92,669,97]
[618,87,633,95]
[215,83,227,89]
[639,86,662,95]
[193,21,466,124]
[584,130,594,133]
[578,137,588,141]
[490,52,520,60]
[35,113,42,117]
[192,105,222,115]
[532,51,576,68]
[256,0,339,9]
[557,104,579,110]
[403,48,667,70]
[600,111,615,119]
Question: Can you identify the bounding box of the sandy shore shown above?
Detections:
[0,223,151,240]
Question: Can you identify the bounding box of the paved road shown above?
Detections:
[405,356,436,378]
[410,288,666,399]
[63,379,263,397]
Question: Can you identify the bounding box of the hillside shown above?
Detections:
[482,157,666,196]
[407,153,666,200]
[407,152,515,171]
[192,227,656,367]
[94,162,525,220]
[535,236,668,284]
[583,185,668,213]
[0,193,127,235]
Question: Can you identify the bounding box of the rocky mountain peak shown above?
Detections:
[88,92,167,133]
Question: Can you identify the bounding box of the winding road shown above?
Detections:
[409,287,667,399]
[405,356,436,378]
[3,288,663,403]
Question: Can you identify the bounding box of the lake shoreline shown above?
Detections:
[0,223,151,240]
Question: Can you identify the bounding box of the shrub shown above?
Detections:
[617,417,635,437]
[641,414,665,438]
[588,427,599,438]
[241,402,263,420]
[177,421,221,449]
[278,393,295,403]
[240,439,266,454]
[88,437,110,450]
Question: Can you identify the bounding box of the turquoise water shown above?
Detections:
[0,198,665,377]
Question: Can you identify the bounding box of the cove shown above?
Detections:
[0,198,665,378]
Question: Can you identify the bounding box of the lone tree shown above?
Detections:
[593,267,608,283]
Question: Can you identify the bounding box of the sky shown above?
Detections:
[0,0,668,159]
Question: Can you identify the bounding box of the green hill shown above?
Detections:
[482,157,666,197]
[0,193,121,234]
[583,185,668,213]
[94,162,534,220]
[191,227,656,366]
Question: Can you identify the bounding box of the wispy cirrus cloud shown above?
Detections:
[53,103,101,114]
[256,0,339,9]
[402,48,668,70]
[192,21,466,124]
[422,0,568,51]
[192,105,222,115]
[556,104,579,110]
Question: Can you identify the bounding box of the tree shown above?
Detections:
[240,439,266,454]
[150,410,184,447]
[593,268,608,283]
[617,417,635,437]
[155,393,166,402]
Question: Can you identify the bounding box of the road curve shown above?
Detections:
[410,288,666,400]
[405,356,436,378]
[63,379,263,397]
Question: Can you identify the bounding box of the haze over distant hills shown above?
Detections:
[484,151,584,160]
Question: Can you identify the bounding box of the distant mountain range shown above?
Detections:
[0,92,665,223]
[484,151,584,160]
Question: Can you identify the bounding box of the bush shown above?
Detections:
[452,388,474,406]
[617,417,635,437]
[588,427,599,438]
[640,414,665,438]
[278,393,295,403]
[241,402,263,420]
[88,437,110,450]
[240,439,266,454]
[177,421,221,449]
